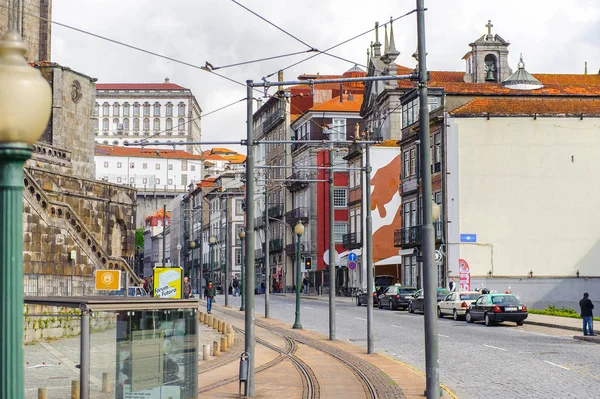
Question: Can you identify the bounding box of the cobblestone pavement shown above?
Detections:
[223,293,600,399]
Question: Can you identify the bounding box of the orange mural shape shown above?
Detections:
[370,154,401,218]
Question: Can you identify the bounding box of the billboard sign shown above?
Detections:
[95,270,121,291]
[459,259,471,291]
[153,267,182,299]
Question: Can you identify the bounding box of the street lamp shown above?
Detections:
[209,236,216,283]
[0,30,52,397]
[176,243,182,267]
[432,201,441,222]
[239,230,246,311]
[189,240,196,283]
[292,221,305,329]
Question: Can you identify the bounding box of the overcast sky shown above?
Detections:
[51,0,600,154]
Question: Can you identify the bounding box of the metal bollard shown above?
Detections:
[213,340,221,356]
[213,317,218,329]
[38,388,48,399]
[228,331,234,348]
[102,372,111,393]
[239,352,249,398]
[221,336,228,351]
[203,344,211,360]
[218,319,223,332]
[318,286,322,296]
[71,380,80,399]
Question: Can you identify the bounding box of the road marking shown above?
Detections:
[544,360,570,371]
[304,306,315,310]
[391,324,405,328]
[438,334,449,338]
[507,328,571,340]
[354,317,367,321]
[483,344,507,351]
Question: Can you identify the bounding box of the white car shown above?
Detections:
[437,291,481,320]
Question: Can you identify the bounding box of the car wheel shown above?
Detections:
[453,309,459,321]
[465,311,474,323]
[409,303,414,313]
[516,319,524,326]
[378,299,383,309]
[389,300,395,311]
[437,307,443,318]
[356,297,361,306]
[484,313,493,326]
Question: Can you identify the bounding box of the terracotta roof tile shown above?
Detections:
[95,145,204,159]
[96,83,187,90]
[450,97,600,117]
[310,94,363,112]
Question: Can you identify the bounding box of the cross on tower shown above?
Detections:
[486,20,493,36]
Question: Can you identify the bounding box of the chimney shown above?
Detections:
[165,77,170,83]
[585,62,588,75]
[339,84,344,102]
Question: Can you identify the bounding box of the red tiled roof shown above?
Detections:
[450,97,600,117]
[95,145,204,159]
[310,94,363,112]
[96,83,187,90]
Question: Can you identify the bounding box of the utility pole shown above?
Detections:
[244,79,256,396]
[264,184,270,317]
[416,1,440,397]
[199,202,204,297]
[224,197,229,307]
[365,131,374,354]
[328,145,336,340]
[162,204,167,267]
[190,208,194,284]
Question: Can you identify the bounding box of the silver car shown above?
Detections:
[437,291,480,320]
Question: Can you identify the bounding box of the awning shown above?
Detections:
[338,249,362,260]
[374,255,403,266]
[398,248,415,256]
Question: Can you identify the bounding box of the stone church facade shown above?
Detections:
[2,0,140,294]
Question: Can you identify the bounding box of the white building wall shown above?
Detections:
[449,116,600,278]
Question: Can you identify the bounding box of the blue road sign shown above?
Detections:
[460,234,477,243]
[348,252,357,262]
[348,261,357,271]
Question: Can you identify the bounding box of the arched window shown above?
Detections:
[484,54,498,82]
[178,118,185,132]
[153,118,160,131]
[143,118,150,131]
[103,118,109,130]
[133,102,140,117]
[123,140,129,146]
[166,102,173,116]
[113,118,119,131]
[123,102,130,117]
[112,140,119,145]
[123,118,130,131]
[153,102,161,117]
[133,118,139,131]
[103,140,109,145]
[166,118,172,133]
[103,102,109,116]
[93,118,99,130]
[143,102,150,117]
[113,103,120,116]
[94,103,99,117]
[178,102,186,116]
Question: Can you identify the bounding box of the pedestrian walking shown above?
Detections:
[579,292,595,336]
[183,276,192,299]
[303,276,309,295]
[204,280,216,314]
[232,276,240,297]
[449,278,456,292]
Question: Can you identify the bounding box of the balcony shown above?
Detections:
[342,232,361,249]
[255,248,265,260]
[268,204,284,218]
[400,176,417,195]
[284,171,310,192]
[285,207,309,226]
[254,215,265,230]
[285,241,308,256]
[263,108,285,133]
[268,238,283,252]
[394,222,442,248]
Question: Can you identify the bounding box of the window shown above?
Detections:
[178,102,186,116]
[166,118,172,132]
[93,119,99,130]
[102,102,109,116]
[410,149,416,176]
[130,162,135,169]
[434,133,441,165]
[117,162,122,168]
[166,103,173,116]
[153,118,160,131]
[142,163,147,169]
[330,118,346,141]
[133,103,140,117]
[113,103,120,116]
[130,177,135,184]
[156,164,160,170]
[143,178,148,184]
[403,150,410,178]
[178,118,185,132]
[94,103,99,117]
[103,118,109,131]
[103,161,108,167]
[112,140,118,145]
[156,178,160,184]
[117,177,122,183]
[113,118,119,130]
[168,164,173,170]
[168,179,173,185]
[181,174,187,186]
[181,160,188,171]
[153,103,161,116]
[143,103,150,117]
[123,118,129,131]
[236,199,244,214]
[133,118,139,131]
[333,188,347,207]
[143,118,149,131]
[333,223,347,242]
[190,165,195,171]
[235,249,241,265]
[123,103,130,117]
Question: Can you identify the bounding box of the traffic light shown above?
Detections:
[304,257,312,270]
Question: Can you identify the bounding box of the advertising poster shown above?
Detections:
[459,259,470,291]
[153,267,182,298]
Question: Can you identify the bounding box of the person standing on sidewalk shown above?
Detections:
[204,280,216,314]
[183,276,192,299]
[232,276,240,297]
[579,292,595,336]
[303,276,309,295]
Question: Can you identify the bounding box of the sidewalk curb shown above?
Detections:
[573,335,600,344]
[524,320,580,332]
[272,293,355,304]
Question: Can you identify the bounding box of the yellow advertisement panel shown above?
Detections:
[153,267,182,299]
[95,270,121,291]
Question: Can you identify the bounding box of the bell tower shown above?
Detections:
[463,20,512,83]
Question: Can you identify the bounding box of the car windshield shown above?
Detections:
[491,295,520,304]
[460,293,480,300]
[400,288,417,294]
[437,288,449,295]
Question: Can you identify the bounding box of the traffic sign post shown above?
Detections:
[348,261,357,271]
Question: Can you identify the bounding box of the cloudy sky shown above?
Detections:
[50,0,600,154]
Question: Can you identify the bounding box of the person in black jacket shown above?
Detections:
[579,292,595,336]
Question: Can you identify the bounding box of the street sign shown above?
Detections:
[460,234,477,243]
[348,252,357,262]
[348,261,357,271]
[95,270,121,291]
[434,250,443,264]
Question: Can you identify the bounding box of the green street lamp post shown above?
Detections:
[209,236,216,284]
[189,240,196,290]
[292,222,305,329]
[0,30,52,398]
[239,230,245,311]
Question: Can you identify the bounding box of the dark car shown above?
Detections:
[465,293,528,326]
[378,285,417,310]
[408,288,450,313]
[356,275,395,306]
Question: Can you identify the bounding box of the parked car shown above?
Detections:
[356,275,395,306]
[109,287,149,297]
[408,288,450,313]
[465,293,528,326]
[437,291,481,320]
[378,285,417,310]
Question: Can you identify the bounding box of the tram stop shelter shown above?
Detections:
[24,296,200,399]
